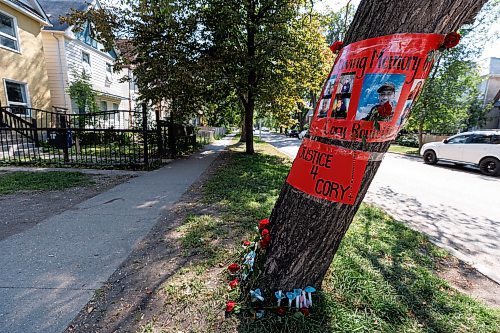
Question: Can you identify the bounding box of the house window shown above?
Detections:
[106,63,113,74]
[112,103,119,110]
[82,51,90,65]
[0,11,19,52]
[4,80,29,114]
[100,101,107,111]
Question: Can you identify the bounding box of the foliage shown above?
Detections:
[62,0,332,153]
[0,171,93,194]
[406,1,500,145]
[323,2,356,44]
[66,70,99,113]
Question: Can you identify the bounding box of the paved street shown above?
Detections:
[260,131,500,284]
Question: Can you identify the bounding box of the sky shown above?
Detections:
[314,0,500,60]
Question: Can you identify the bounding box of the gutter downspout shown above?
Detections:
[52,33,68,109]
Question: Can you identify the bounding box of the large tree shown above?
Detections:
[260,0,488,292]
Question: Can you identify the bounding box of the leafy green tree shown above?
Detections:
[406,0,500,147]
[66,70,98,113]
[324,2,356,44]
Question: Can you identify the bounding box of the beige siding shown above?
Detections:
[41,32,69,109]
[0,2,51,110]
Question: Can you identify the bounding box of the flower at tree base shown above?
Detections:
[258,218,270,230]
[260,234,271,248]
[242,240,251,247]
[226,300,237,313]
[276,306,287,316]
[377,101,393,118]
[228,263,240,274]
[228,279,239,289]
[443,32,461,49]
[300,307,310,316]
[261,228,269,237]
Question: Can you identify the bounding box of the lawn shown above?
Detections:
[0,171,94,194]
[388,144,420,156]
[142,141,499,333]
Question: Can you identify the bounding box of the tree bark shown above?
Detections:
[244,0,256,154]
[261,0,487,291]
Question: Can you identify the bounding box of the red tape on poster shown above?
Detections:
[287,33,444,204]
[287,138,369,205]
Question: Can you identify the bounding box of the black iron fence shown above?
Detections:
[0,105,197,169]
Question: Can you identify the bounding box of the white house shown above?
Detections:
[38,0,137,115]
[478,57,500,129]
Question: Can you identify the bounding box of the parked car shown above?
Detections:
[420,130,500,176]
[298,129,308,139]
[287,128,299,137]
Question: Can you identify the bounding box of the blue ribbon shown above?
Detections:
[250,288,264,302]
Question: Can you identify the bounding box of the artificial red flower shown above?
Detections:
[226,300,237,313]
[329,41,344,53]
[242,240,251,247]
[228,278,239,289]
[300,307,310,316]
[261,228,269,237]
[276,306,287,316]
[228,263,240,273]
[258,218,270,230]
[377,101,393,118]
[260,234,271,248]
[443,32,461,49]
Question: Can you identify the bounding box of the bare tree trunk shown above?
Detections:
[261,0,487,291]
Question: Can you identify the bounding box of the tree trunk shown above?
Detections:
[240,116,246,142]
[244,0,256,154]
[261,0,487,291]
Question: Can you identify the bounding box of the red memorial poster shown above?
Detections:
[287,33,445,204]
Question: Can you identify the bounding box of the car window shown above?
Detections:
[447,134,471,144]
[492,135,500,144]
[470,135,491,144]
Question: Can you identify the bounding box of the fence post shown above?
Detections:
[142,103,149,166]
[168,115,176,157]
[31,117,40,147]
[155,108,163,158]
[60,114,69,163]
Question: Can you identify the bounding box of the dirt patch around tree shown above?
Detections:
[0,167,141,241]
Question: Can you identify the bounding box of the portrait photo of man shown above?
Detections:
[355,74,405,122]
[361,82,396,121]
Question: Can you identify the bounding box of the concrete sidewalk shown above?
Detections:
[0,136,234,333]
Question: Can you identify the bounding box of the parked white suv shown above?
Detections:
[420,130,500,176]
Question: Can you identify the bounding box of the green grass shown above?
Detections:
[149,141,500,333]
[388,144,420,156]
[0,171,94,194]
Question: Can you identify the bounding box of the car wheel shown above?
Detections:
[479,157,500,176]
[423,150,437,165]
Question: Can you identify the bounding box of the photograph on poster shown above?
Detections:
[396,79,424,126]
[323,75,337,99]
[408,79,425,100]
[355,73,406,122]
[330,72,355,119]
[331,97,348,119]
[397,100,413,126]
[317,97,331,118]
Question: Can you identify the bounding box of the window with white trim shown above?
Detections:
[5,80,29,115]
[100,101,107,111]
[82,51,91,75]
[0,11,19,51]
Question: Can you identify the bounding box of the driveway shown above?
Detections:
[261,131,500,284]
